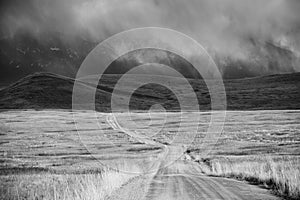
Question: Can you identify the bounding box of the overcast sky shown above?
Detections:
[1,0,300,78]
[1,0,300,46]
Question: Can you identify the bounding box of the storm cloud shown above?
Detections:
[1,0,300,78]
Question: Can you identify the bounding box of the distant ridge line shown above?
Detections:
[0,72,299,111]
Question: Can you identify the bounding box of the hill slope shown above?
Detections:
[0,72,299,111]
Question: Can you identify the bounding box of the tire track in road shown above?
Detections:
[106,114,159,146]
[106,114,280,200]
[144,164,280,200]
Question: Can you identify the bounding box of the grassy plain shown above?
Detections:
[0,110,299,199]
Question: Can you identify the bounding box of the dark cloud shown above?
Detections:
[0,0,300,79]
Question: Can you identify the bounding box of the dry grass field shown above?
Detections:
[0,162,141,200]
[196,156,300,199]
[0,109,299,199]
[187,110,300,199]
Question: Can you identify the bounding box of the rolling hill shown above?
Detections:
[0,72,299,111]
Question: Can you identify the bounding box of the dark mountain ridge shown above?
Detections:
[0,72,299,111]
[1,32,299,84]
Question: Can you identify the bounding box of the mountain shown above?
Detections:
[1,32,299,85]
[0,32,96,84]
[0,72,299,111]
[214,38,300,79]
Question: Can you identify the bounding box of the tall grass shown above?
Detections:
[198,156,300,199]
[0,162,142,200]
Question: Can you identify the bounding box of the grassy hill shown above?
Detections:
[0,72,299,111]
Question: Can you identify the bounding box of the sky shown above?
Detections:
[0,0,300,79]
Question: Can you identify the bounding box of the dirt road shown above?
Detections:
[143,162,280,200]
[0,110,290,199]
[107,114,281,200]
